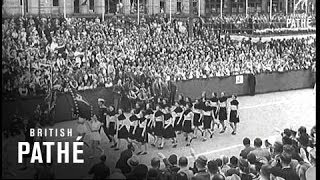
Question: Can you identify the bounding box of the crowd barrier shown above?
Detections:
[2,69,315,127]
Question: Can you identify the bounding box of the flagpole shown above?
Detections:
[170,0,172,23]
[198,0,200,17]
[21,0,24,16]
[220,0,222,18]
[63,0,66,19]
[285,0,288,15]
[293,0,295,15]
[102,0,105,21]
[246,0,248,17]
[270,0,272,20]
[137,0,140,25]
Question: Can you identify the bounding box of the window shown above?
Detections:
[177,0,182,12]
[53,0,59,6]
[89,0,94,10]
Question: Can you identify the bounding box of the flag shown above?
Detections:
[68,85,93,120]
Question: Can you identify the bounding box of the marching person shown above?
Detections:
[209,92,219,132]
[229,94,240,135]
[128,109,138,142]
[193,99,204,138]
[180,103,196,146]
[145,103,155,143]
[107,105,118,148]
[162,105,178,148]
[115,108,129,151]
[218,92,228,133]
[202,101,214,141]
[151,104,164,149]
[89,115,104,159]
[97,98,112,143]
[173,101,184,134]
[134,110,148,155]
[76,116,90,148]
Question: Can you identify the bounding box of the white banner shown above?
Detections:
[236,75,243,84]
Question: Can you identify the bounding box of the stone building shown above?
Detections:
[2,0,316,17]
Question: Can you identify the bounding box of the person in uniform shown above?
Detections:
[76,116,90,147]
[128,109,138,142]
[107,105,118,148]
[173,101,184,134]
[134,110,148,155]
[97,98,112,143]
[89,115,104,159]
[177,94,186,108]
[193,99,204,138]
[218,92,228,133]
[115,108,128,151]
[202,101,214,141]
[145,103,155,143]
[151,104,164,149]
[161,105,178,148]
[179,103,196,146]
[209,92,219,132]
[229,94,240,135]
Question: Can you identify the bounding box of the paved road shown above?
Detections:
[3,88,316,179]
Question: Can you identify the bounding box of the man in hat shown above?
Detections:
[98,98,112,143]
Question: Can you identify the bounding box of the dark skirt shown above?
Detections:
[129,125,135,140]
[174,116,182,131]
[212,107,218,119]
[134,127,146,143]
[108,122,116,135]
[193,113,202,127]
[163,125,176,139]
[229,110,239,123]
[118,126,128,139]
[219,107,227,121]
[182,120,193,133]
[203,115,212,129]
[146,119,154,134]
[154,121,163,137]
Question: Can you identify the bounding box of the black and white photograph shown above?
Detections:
[1,0,316,179]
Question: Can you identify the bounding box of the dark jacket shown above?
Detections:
[191,170,210,180]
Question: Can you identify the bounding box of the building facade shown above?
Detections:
[2,0,316,17]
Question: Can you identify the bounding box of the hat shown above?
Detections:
[196,155,208,166]
[127,155,139,167]
[168,154,178,165]
[98,98,105,102]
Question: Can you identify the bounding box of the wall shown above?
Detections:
[2,69,314,128]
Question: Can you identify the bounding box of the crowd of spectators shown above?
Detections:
[88,125,316,180]
[2,15,316,98]
[3,116,316,180]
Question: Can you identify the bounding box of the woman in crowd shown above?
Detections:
[209,92,219,132]
[151,104,164,149]
[134,110,148,155]
[115,108,129,150]
[193,99,204,138]
[202,101,214,141]
[173,101,184,134]
[128,109,138,142]
[177,94,186,108]
[180,103,196,146]
[229,94,240,135]
[218,92,228,133]
[145,103,155,143]
[89,115,104,159]
[76,116,90,148]
[161,105,178,148]
[107,105,118,148]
